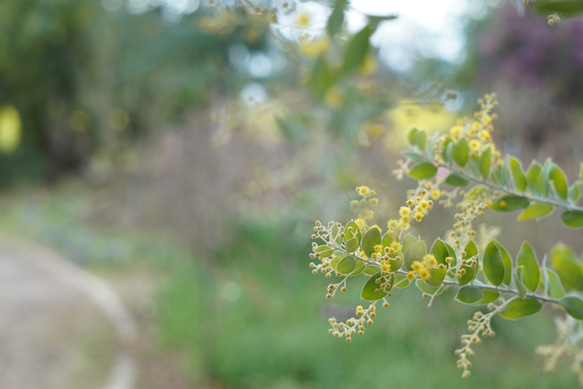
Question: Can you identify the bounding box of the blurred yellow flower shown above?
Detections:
[0,105,21,153]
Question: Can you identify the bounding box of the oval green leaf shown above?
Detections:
[315,245,335,258]
[344,220,361,243]
[415,130,426,151]
[415,279,441,295]
[543,268,566,300]
[489,195,530,212]
[493,241,513,286]
[456,285,482,304]
[361,272,388,301]
[341,24,373,75]
[550,166,569,201]
[518,203,554,221]
[516,241,540,292]
[362,227,381,258]
[526,161,542,195]
[401,150,423,163]
[363,264,380,276]
[445,173,469,187]
[551,243,583,291]
[401,233,417,254]
[561,210,583,229]
[336,256,356,274]
[407,128,418,146]
[430,239,448,264]
[453,138,469,167]
[404,240,426,270]
[483,241,504,286]
[560,296,583,320]
[478,290,500,304]
[499,298,542,320]
[408,163,438,180]
[509,157,527,192]
[569,183,581,204]
[345,237,359,253]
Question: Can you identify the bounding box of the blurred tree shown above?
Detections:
[0,0,271,184]
[458,4,583,167]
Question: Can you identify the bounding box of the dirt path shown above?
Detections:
[0,234,138,389]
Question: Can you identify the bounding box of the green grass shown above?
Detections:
[156,216,578,389]
[1,181,577,388]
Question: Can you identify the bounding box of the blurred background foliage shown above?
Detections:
[0,0,582,388]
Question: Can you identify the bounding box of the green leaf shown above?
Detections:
[336,256,356,274]
[381,232,393,248]
[493,241,513,286]
[483,241,505,286]
[560,296,583,320]
[361,272,388,301]
[453,138,469,167]
[430,239,448,264]
[401,150,423,163]
[509,157,527,192]
[407,128,418,146]
[569,183,581,204]
[330,254,345,270]
[543,269,566,300]
[551,243,583,291]
[515,270,527,298]
[344,221,361,243]
[478,290,500,304]
[489,195,529,212]
[408,163,438,180]
[341,24,374,75]
[404,240,426,270]
[442,137,453,163]
[426,239,448,287]
[516,241,540,292]
[456,285,482,304]
[535,1,583,16]
[459,240,477,286]
[351,260,365,276]
[491,163,510,187]
[345,237,359,253]
[499,298,542,320]
[362,226,381,258]
[468,154,481,177]
[561,210,583,228]
[363,264,380,276]
[540,158,553,198]
[326,0,347,37]
[401,233,417,254]
[464,240,478,257]
[444,241,457,267]
[315,245,335,258]
[394,273,410,288]
[550,166,569,201]
[415,279,441,295]
[445,173,469,187]
[526,161,542,195]
[415,130,426,151]
[426,267,446,287]
[309,56,334,100]
[518,203,554,221]
[479,146,492,179]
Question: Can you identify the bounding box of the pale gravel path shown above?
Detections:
[0,234,137,389]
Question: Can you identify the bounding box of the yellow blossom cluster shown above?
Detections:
[406,254,440,281]
[328,301,389,342]
[387,188,434,234]
[350,186,378,222]
[448,93,502,164]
